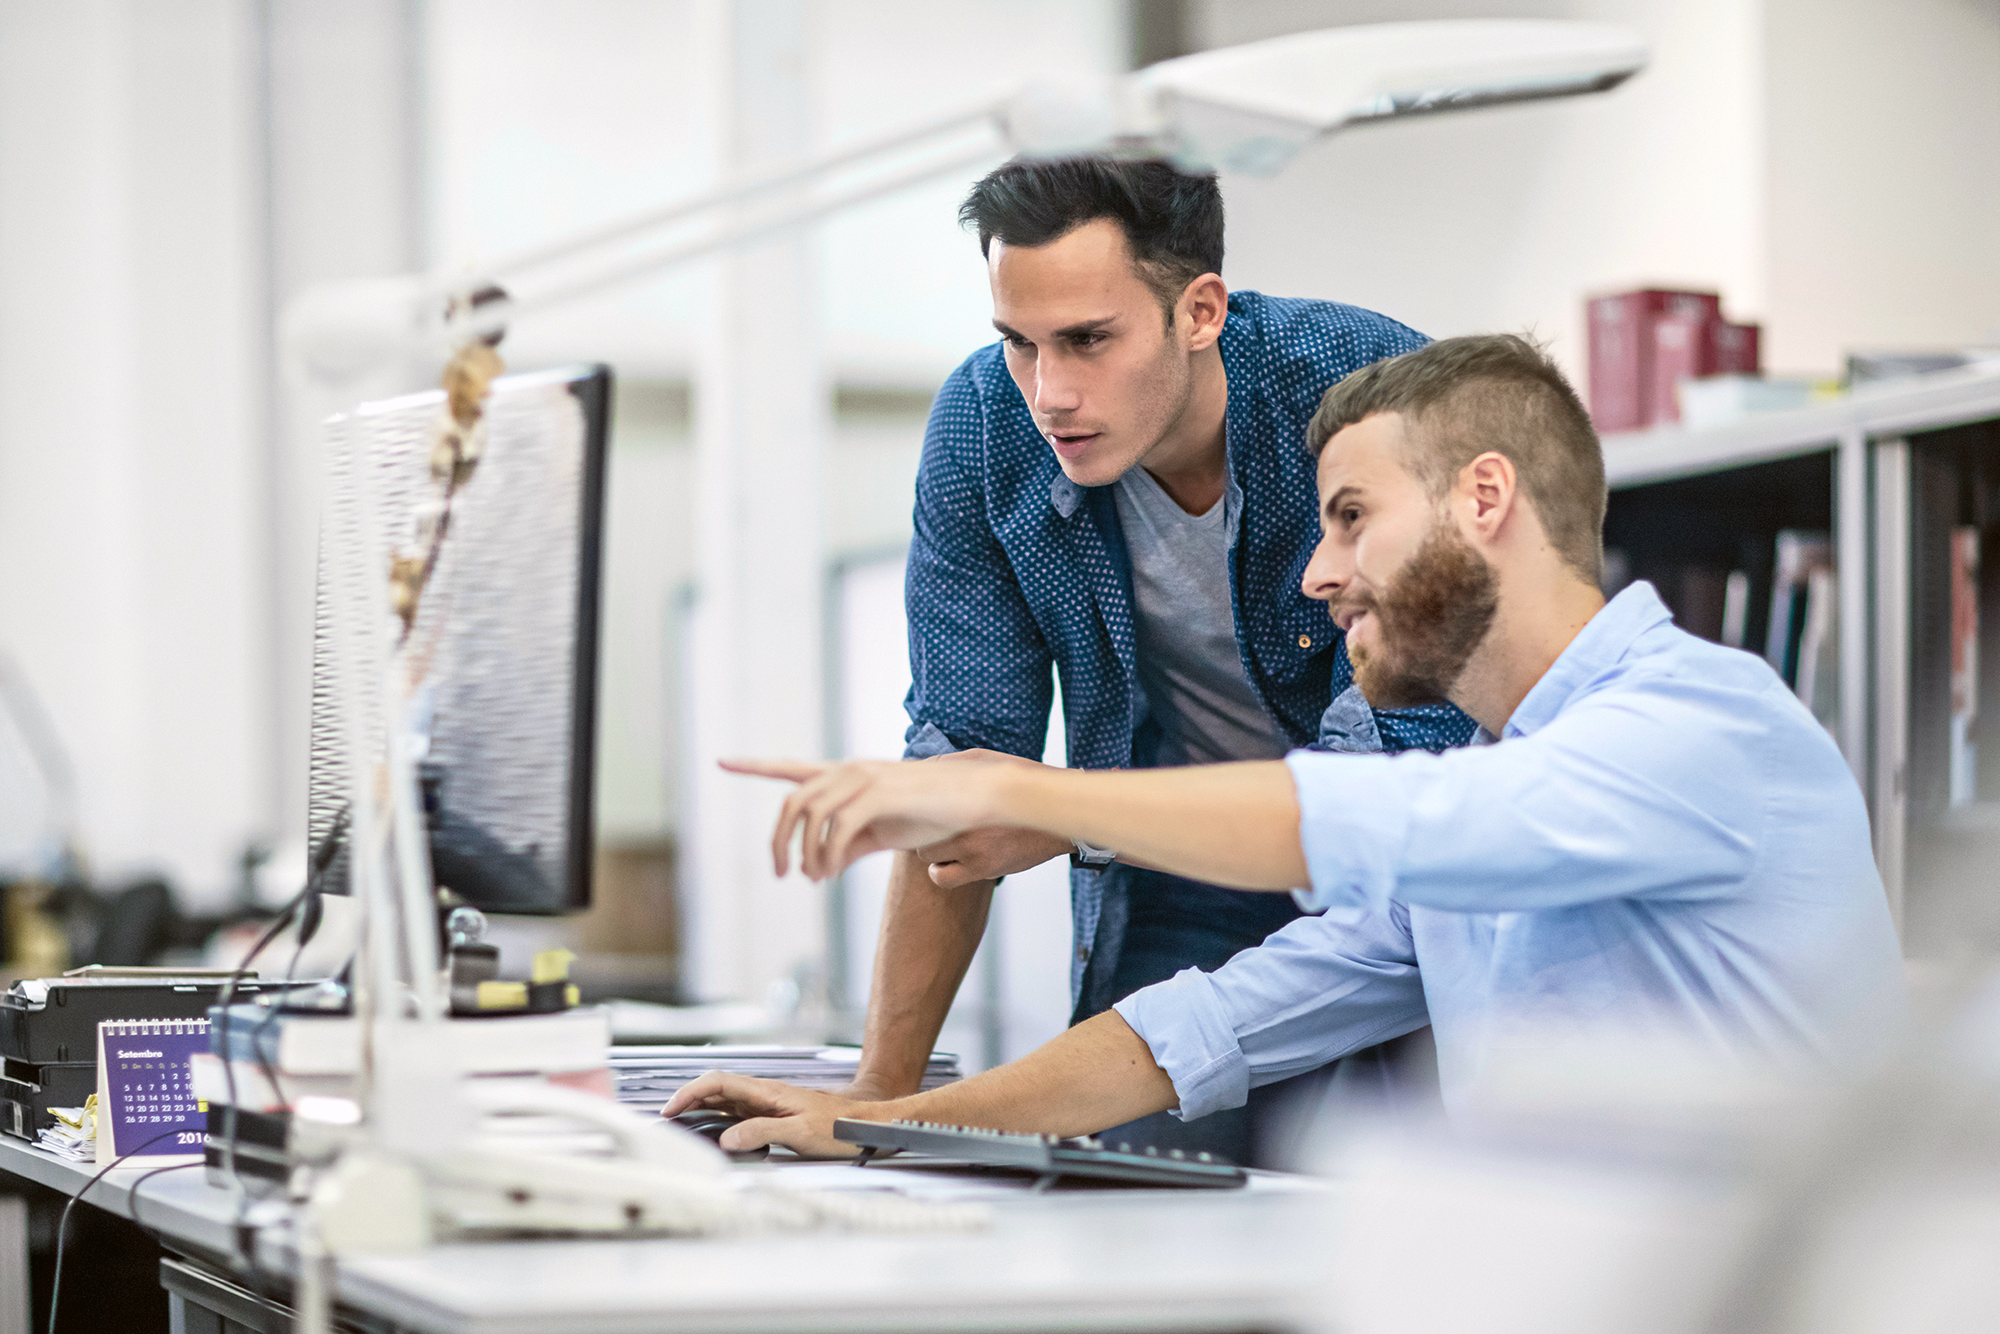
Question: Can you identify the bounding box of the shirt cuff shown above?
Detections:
[901,722,960,761]
[1284,750,1407,920]
[1112,968,1250,1122]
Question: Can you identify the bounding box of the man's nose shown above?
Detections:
[1301,532,1350,604]
[1033,358,1082,415]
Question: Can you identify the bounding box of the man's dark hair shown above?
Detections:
[1307,334,1607,582]
[958,157,1224,317]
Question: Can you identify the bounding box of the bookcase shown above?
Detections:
[1602,366,2000,955]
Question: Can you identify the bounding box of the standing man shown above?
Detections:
[854,157,1473,1161]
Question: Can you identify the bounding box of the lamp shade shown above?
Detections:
[1004,20,1647,175]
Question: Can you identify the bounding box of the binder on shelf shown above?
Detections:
[1588,288,1761,430]
[1950,526,1980,806]
[1794,568,1840,734]
[1720,570,1752,649]
[1715,321,1760,375]
[1762,531,1838,736]
[1765,531,1833,687]
[1587,288,1719,432]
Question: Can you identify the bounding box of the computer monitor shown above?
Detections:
[308,364,611,914]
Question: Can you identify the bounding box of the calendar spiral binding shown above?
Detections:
[103,1018,211,1037]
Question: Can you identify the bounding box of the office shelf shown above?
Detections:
[1602,363,2000,950]
[1602,363,2000,486]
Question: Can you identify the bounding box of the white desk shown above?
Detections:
[1,1135,1337,1333]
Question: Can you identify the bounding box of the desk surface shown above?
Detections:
[2,1135,1336,1334]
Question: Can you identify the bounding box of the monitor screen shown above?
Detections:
[309,364,610,914]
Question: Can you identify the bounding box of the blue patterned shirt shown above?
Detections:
[903,291,1477,1005]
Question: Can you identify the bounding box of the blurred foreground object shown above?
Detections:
[1308,991,2000,1333]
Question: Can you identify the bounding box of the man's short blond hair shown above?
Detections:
[1307,333,1607,582]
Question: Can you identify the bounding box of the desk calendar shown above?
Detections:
[95,1017,210,1163]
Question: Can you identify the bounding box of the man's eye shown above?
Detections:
[1340,508,1361,526]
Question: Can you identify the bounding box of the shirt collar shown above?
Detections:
[1050,471,1086,518]
[1502,580,1674,739]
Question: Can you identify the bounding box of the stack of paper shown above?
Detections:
[37,1100,95,1163]
[610,1046,960,1113]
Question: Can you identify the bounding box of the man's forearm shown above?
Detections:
[999,761,1308,891]
[851,850,994,1097]
[881,1010,1177,1137]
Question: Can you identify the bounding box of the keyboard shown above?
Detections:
[832,1118,1246,1189]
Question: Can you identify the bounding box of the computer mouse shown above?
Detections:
[670,1109,769,1162]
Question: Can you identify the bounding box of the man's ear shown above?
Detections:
[1461,451,1518,540]
[1179,273,1229,352]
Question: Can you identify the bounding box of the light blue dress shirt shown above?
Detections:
[1115,581,1909,1117]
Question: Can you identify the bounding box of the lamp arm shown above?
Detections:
[446,139,1003,343]
[432,99,1008,303]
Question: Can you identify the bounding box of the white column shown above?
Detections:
[264,0,431,863]
[0,0,265,906]
[683,0,830,1005]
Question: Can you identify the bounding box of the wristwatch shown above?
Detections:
[1070,838,1118,869]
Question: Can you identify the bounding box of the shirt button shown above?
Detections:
[1076,946,1090,963]
[1298,634,1313,649]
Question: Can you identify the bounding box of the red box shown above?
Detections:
[1651,315,1709,426]
[1652,318,1765,425]
[1715,321,1760,375]
[1587,289,1721,431]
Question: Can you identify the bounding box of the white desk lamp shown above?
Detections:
[282,18,1646,1318]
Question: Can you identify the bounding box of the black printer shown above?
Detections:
[1,969,278,1141]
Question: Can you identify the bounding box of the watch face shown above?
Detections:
[1071,841,1117,867]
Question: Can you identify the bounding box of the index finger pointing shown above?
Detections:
[719,757,831,784]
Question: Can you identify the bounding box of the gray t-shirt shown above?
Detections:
[1114,465,1291,767]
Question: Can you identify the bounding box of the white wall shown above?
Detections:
[0,1,267,905]
[1763,0,2000,372]
[426,0,721,378]
[265,1,432,861]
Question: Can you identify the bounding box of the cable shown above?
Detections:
[214,888,308,1189]
[47,1127,185,1334]
[124,1159,202,1243]
[129,1160,298,1334]
[210,806,352,1313]
[216,805,349,1206]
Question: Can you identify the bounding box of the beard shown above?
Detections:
[1340,519,1500,709]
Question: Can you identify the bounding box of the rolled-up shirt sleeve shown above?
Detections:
[1114,904,1429,1121]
